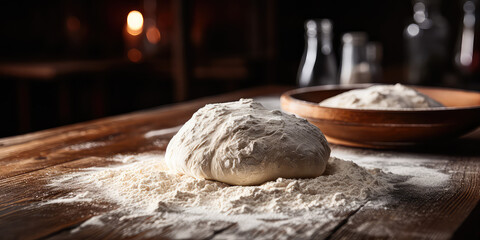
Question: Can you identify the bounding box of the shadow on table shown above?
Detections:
[408,128,480,157]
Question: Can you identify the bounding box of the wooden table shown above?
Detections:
[1,85,479,239]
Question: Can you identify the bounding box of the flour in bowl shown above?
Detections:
[319,84,444,109]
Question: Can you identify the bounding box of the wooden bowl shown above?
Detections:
[280,84,480,148]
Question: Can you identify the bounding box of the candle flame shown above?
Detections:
[127,10,143,36]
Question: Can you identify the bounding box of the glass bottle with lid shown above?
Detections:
[297,19,338,87]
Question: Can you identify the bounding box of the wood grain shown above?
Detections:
[328,146,480,240]
[1,85,480,239]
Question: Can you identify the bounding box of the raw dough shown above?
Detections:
[165,99,330,185]
[319,84,444,109]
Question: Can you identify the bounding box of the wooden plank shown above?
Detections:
[47,217,235,240]
[0,121,170,180]
[0,156,118,240]
[211,211,362,240]
[327,146,480,239]
[0,86,289,147]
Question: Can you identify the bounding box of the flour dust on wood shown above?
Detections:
[44,153,402,239]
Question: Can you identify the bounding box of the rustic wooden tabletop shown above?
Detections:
[1,85,479,239]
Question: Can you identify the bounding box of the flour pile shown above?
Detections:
[319,84,444,109]
[47,153,398,238]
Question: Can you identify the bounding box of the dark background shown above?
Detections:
[0,0,469,138]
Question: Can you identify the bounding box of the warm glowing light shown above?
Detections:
[146,26,161,44]
[128,48,142,62]
[127,11,143,30]
[127,26,142,36]
[127,10,144,36]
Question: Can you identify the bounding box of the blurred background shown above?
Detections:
[0,0,478,138]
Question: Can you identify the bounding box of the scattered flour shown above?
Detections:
[46,153,398,239]
[71,215,105,234]
[331,147,450,188]
[108,152,167,164]
[319,84,444,109]
[144,125,183,138]
[68,142,107,151]
[40,191,93,205]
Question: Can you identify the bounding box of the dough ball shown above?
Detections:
[165,99,330,185]
[319,83,444,109]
